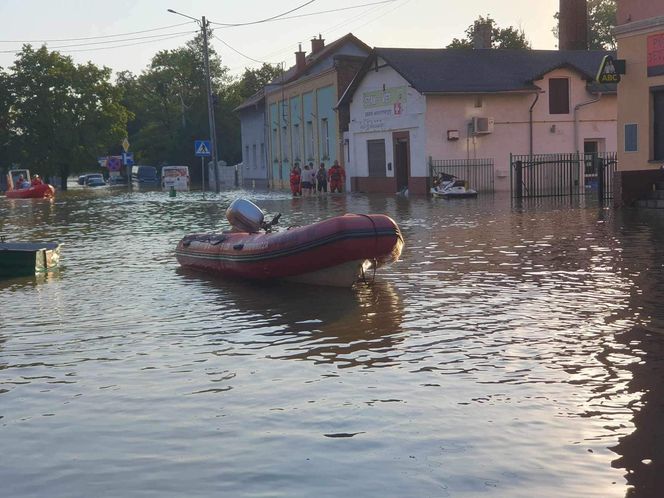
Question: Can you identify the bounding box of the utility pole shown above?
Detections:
[167,9,220,192]
[201,16,220,192]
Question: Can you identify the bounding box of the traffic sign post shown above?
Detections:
[195,140,212,192]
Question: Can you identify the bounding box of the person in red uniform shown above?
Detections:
[31,174,43,186]
[328,160,345,193]
[289,164,302,196]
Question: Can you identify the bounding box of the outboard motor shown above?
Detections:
[226,198,264,233]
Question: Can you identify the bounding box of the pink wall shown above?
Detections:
[425,68,617,191]
[618,0,664,25]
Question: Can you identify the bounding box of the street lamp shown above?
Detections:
[167,8,219,192]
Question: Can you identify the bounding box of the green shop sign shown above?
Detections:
[362,86,407,109]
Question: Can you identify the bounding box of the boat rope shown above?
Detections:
[356,214,380,286]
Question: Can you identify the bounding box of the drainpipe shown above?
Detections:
[528,91,540,156]
[574,93,602,154]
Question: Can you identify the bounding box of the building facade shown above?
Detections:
[339,49,617,195]
[614,0,664,204]
[236,89,268,189]
[235,34,370,190]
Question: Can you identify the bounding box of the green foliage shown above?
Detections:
[588,0,617,50]
[446,15,531,50]
[3,45,129,188]
[552,0,617,50]
[0,30,283,186]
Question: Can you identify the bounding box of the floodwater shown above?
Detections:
[1,186,664,498]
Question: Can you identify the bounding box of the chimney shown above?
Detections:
[473,21,492,49]
[295,43,306,71]
[311,34,325,54]
[559,0,588,50]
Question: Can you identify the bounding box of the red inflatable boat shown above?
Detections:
[5,169,55,199]
[176,213,404,287]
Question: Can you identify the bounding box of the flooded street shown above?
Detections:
[1,188,664,497]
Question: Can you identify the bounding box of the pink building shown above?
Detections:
[338,48,617,195]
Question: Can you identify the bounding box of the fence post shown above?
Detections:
[515,159,523,199]
[597,156,605,202]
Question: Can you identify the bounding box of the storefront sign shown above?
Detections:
[648,33,664,77]
[359,86,407,131]
[596,55,622,83]
[362,86,407,110]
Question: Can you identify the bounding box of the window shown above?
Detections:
[321,118,329,159]
[292,123,301,161]
[272,128,278,161]
[474,95,483,108]
[654,90,664,160]
[549,78,570,114]
[260,143,265,169]
[281,126,289,162]
[252,144,257,169]
[367,139,386,177]
[625,124,638,152]
[305,121,314,160]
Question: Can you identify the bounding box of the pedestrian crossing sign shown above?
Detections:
[194,140,211,157]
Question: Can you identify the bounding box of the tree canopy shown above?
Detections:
[4,45,129,188]
[0,30,282,188]
[446,15,531,50]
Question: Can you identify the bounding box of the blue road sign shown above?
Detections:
[194,140,211,157]
[122,152,134,166]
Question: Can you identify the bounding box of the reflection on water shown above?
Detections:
[179,270,405,368]
[1,189,664,497]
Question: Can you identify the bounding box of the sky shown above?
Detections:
[0,0,560,79]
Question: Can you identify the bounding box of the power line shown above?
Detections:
[248,0,398,66]
[0,22,193,43]
[16,30,197,52]
[215,0,396,28]
[0,32,196,55]
[213,35,269,65]
[210,0,317,27]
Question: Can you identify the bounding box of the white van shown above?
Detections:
[161,166,190,192]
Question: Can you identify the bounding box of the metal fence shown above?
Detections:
[429,158,494,193]
[583,152,617,200]
[510,152,617,200]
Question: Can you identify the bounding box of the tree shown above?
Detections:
[6,45,129,188]
[552,0,617,50]
[446,15,531,50]
[235,64,283,100]
[588,0,617,50]
[116,30,246,178]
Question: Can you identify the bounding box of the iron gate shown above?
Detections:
[510,152,617,200]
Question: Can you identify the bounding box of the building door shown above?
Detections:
[367,140,386,178]
[393,131,410,192]
[584,140,599,190]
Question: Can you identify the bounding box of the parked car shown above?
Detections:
[78,173,95,185]
[85,174,106,187]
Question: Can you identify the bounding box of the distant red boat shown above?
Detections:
[5,169,55,199]
[176,200,403,287]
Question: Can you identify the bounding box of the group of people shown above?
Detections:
[290,160,346,197]
[15,174,43,189]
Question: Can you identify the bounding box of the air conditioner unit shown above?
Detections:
[471,116,494,134]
